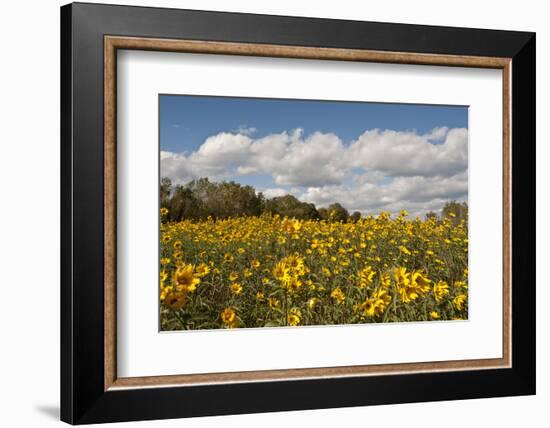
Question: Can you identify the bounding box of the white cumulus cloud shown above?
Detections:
[161,126,468,215]
[261,188,288,198]
[347,127,467,177]
[300,171,467,217]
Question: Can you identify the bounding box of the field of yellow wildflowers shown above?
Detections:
[159,210,468,330]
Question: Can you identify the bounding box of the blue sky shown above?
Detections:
[160,95,467,152]
[160,94,468,216]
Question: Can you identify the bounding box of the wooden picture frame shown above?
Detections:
[61,2,535,424]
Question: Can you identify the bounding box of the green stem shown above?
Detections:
[173,310,187,329]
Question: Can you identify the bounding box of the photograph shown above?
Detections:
[159,95,469,330]
[55,2,536,424]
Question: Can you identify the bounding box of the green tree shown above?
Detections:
[264,194,319,219]
[328,202,349,222]
[425,211,438,221]
[168,186,205,220]
[350,211,362,223]
[317,207,329,221]
[183,178,265,219]
[441,201,468,225]
[160,177,363,223]
[160,177,172,207]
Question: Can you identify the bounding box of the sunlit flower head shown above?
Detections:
[308,297,320,310]
[331,287,346,305]
[163,291,187,310]
[268,297,280,310]
[453,294,467,311]
[433,280,450,302]
[272,262,289,282]
[195,262,210,278]
[411,271,431,293]
[221,307,237,328]
[359,266,376,289]
[230,282,243,295]
[282,218,302,234]
[394,267,410,287]
[287,308,302,326]
[173,264,200,293]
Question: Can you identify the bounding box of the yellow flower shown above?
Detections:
[433,280,450,302]
[195,262,210,278]
[411,271,431,293]
[229,271,239,282]
[359,266,376,288]
[221,307,237,328]
[357,298,378,318]
[287,308,302,326]
[358,288,391,319]
[394,267,410,287]
[230,282,243,295]
[159,284,172,302]
[283,254,306,274]
[173,240,183,250]
[173,264,200,293]
[430,311,440,319]
[256,291,265,301]
[322,267,332,277]
[223,253,234,263]
[160,207,169,216]
[251,259,261,269]
[453,294,467,311]
[286,278,303,294]
[308,297,320,309]
[160,257,171,266]
[373,288,391,306]
[331,287,346,305]
[399,245,411,255]
[163,291,187,310]
[380,271,391,288]
[272,262,289,281]
[268,297,280,310]
[282,218,302,234]
[454,280,468,289]
[397,283,421,303]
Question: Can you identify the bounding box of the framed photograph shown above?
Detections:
[61,2,536,424]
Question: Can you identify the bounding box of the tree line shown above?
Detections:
[160,177,467,224]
